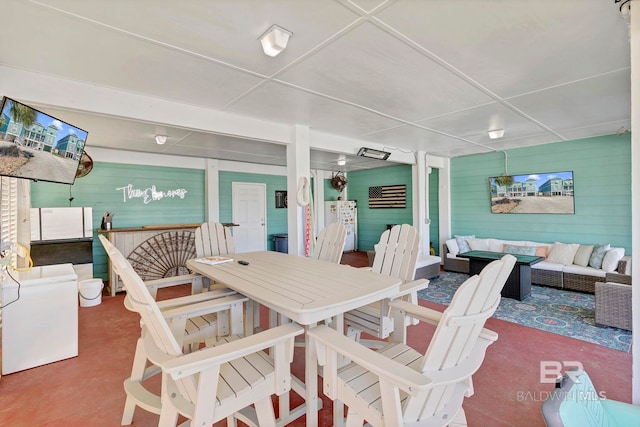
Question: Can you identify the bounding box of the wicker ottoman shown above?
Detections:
[415,255,442,280]
[595,273,632,331]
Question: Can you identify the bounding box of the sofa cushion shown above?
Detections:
[589,244,610,269]
[488,239,505,252]
[445,238,459,256]
[416,254,441,268]
[547,242,580,266]
[503,244,537,256]
[455,235,475,253]
[601,248,625,272]
[531,261,565,272]
[573,244,594,267]
[468,238,490,251]
[563,264,606,278]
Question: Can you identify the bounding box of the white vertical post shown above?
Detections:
[438,157,452,258]
[205,159,220,223]
[629,0,640,405]
[414,151,429,255]
[287,125,311,256]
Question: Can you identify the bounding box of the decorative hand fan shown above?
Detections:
[127,231,197,281]
[76,151,94,178]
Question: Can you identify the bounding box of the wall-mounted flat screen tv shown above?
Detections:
[0,97,88,185]
[488,171,574,214]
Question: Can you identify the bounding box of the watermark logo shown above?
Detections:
[539,360,583,384]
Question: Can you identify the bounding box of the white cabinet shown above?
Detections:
[1,264,78,375]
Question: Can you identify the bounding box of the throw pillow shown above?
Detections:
[573,245,594,267]
[601,248,625,272]
[502,244,536,256]
[589,244,610,269]
[546,242,580,266]
[445,238,459,256]
[534,245,549,258]
[468,238,490,251]
[455,235,475,254]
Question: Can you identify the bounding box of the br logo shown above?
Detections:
[539,361,584,384]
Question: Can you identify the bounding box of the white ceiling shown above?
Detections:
[0,0,632,172]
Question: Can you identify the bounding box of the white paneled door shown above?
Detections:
[232,182,267,253]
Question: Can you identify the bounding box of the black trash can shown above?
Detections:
[273,234,288,253]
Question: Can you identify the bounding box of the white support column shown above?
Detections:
[204,159,220,223]
[414,151,429,255]
[437,157,452,258]
[287,125,311,256]
[312,169,328,235]
[629,0,640,405]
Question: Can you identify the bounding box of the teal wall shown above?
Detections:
[347,164,413,251]
[31,162,206,280]
[324,178,341,201]
[218,171,288,251]
[429,168,440,255]
[450,135,632,253]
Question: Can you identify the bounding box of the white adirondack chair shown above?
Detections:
[344,224,428,345]
[195,221,235,258]
[100,234,303,426]
[192,221,236,292]
[309,254,516,427]
[99,235,246,424]
[313,222,347,263]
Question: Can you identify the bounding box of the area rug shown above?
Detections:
[418,272,632,352]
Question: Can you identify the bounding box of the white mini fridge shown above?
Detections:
[324,201,357,251]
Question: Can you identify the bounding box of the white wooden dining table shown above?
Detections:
[186,251,401,427]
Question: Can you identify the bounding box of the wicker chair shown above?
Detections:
[595,272,632,331]
[442,243,470,273]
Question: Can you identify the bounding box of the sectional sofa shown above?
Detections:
[443,236,631,294]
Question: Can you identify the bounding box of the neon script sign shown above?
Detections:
[116,183,188,204]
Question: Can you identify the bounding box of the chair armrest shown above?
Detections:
[155,287,237,310]
[389,299,498,342]
[161,294,248,320]
[604,272,631,285]
[396,279,429,298]
[146,273,205,297]
[161,323,304,379]
[617,256,632,275]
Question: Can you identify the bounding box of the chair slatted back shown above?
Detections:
[410,254,516,419]
[195,222,235,257]
[99,235,183,356]
[313,223,347,263]
[371,224,420,282]
[99,235,199,400]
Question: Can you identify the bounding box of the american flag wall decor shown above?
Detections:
[368,184,406,208]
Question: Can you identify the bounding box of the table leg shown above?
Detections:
[305,324,319,427]
[332,315,345,427]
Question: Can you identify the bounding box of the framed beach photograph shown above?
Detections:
[488,171,574,214]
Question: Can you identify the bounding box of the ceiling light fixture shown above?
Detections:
[488,129,505,140]
[337,155,346,166]
[155,134,167,145]
[259,25,292,57]
[357,147,391,160]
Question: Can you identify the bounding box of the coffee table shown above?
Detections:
[458,250,544,300]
